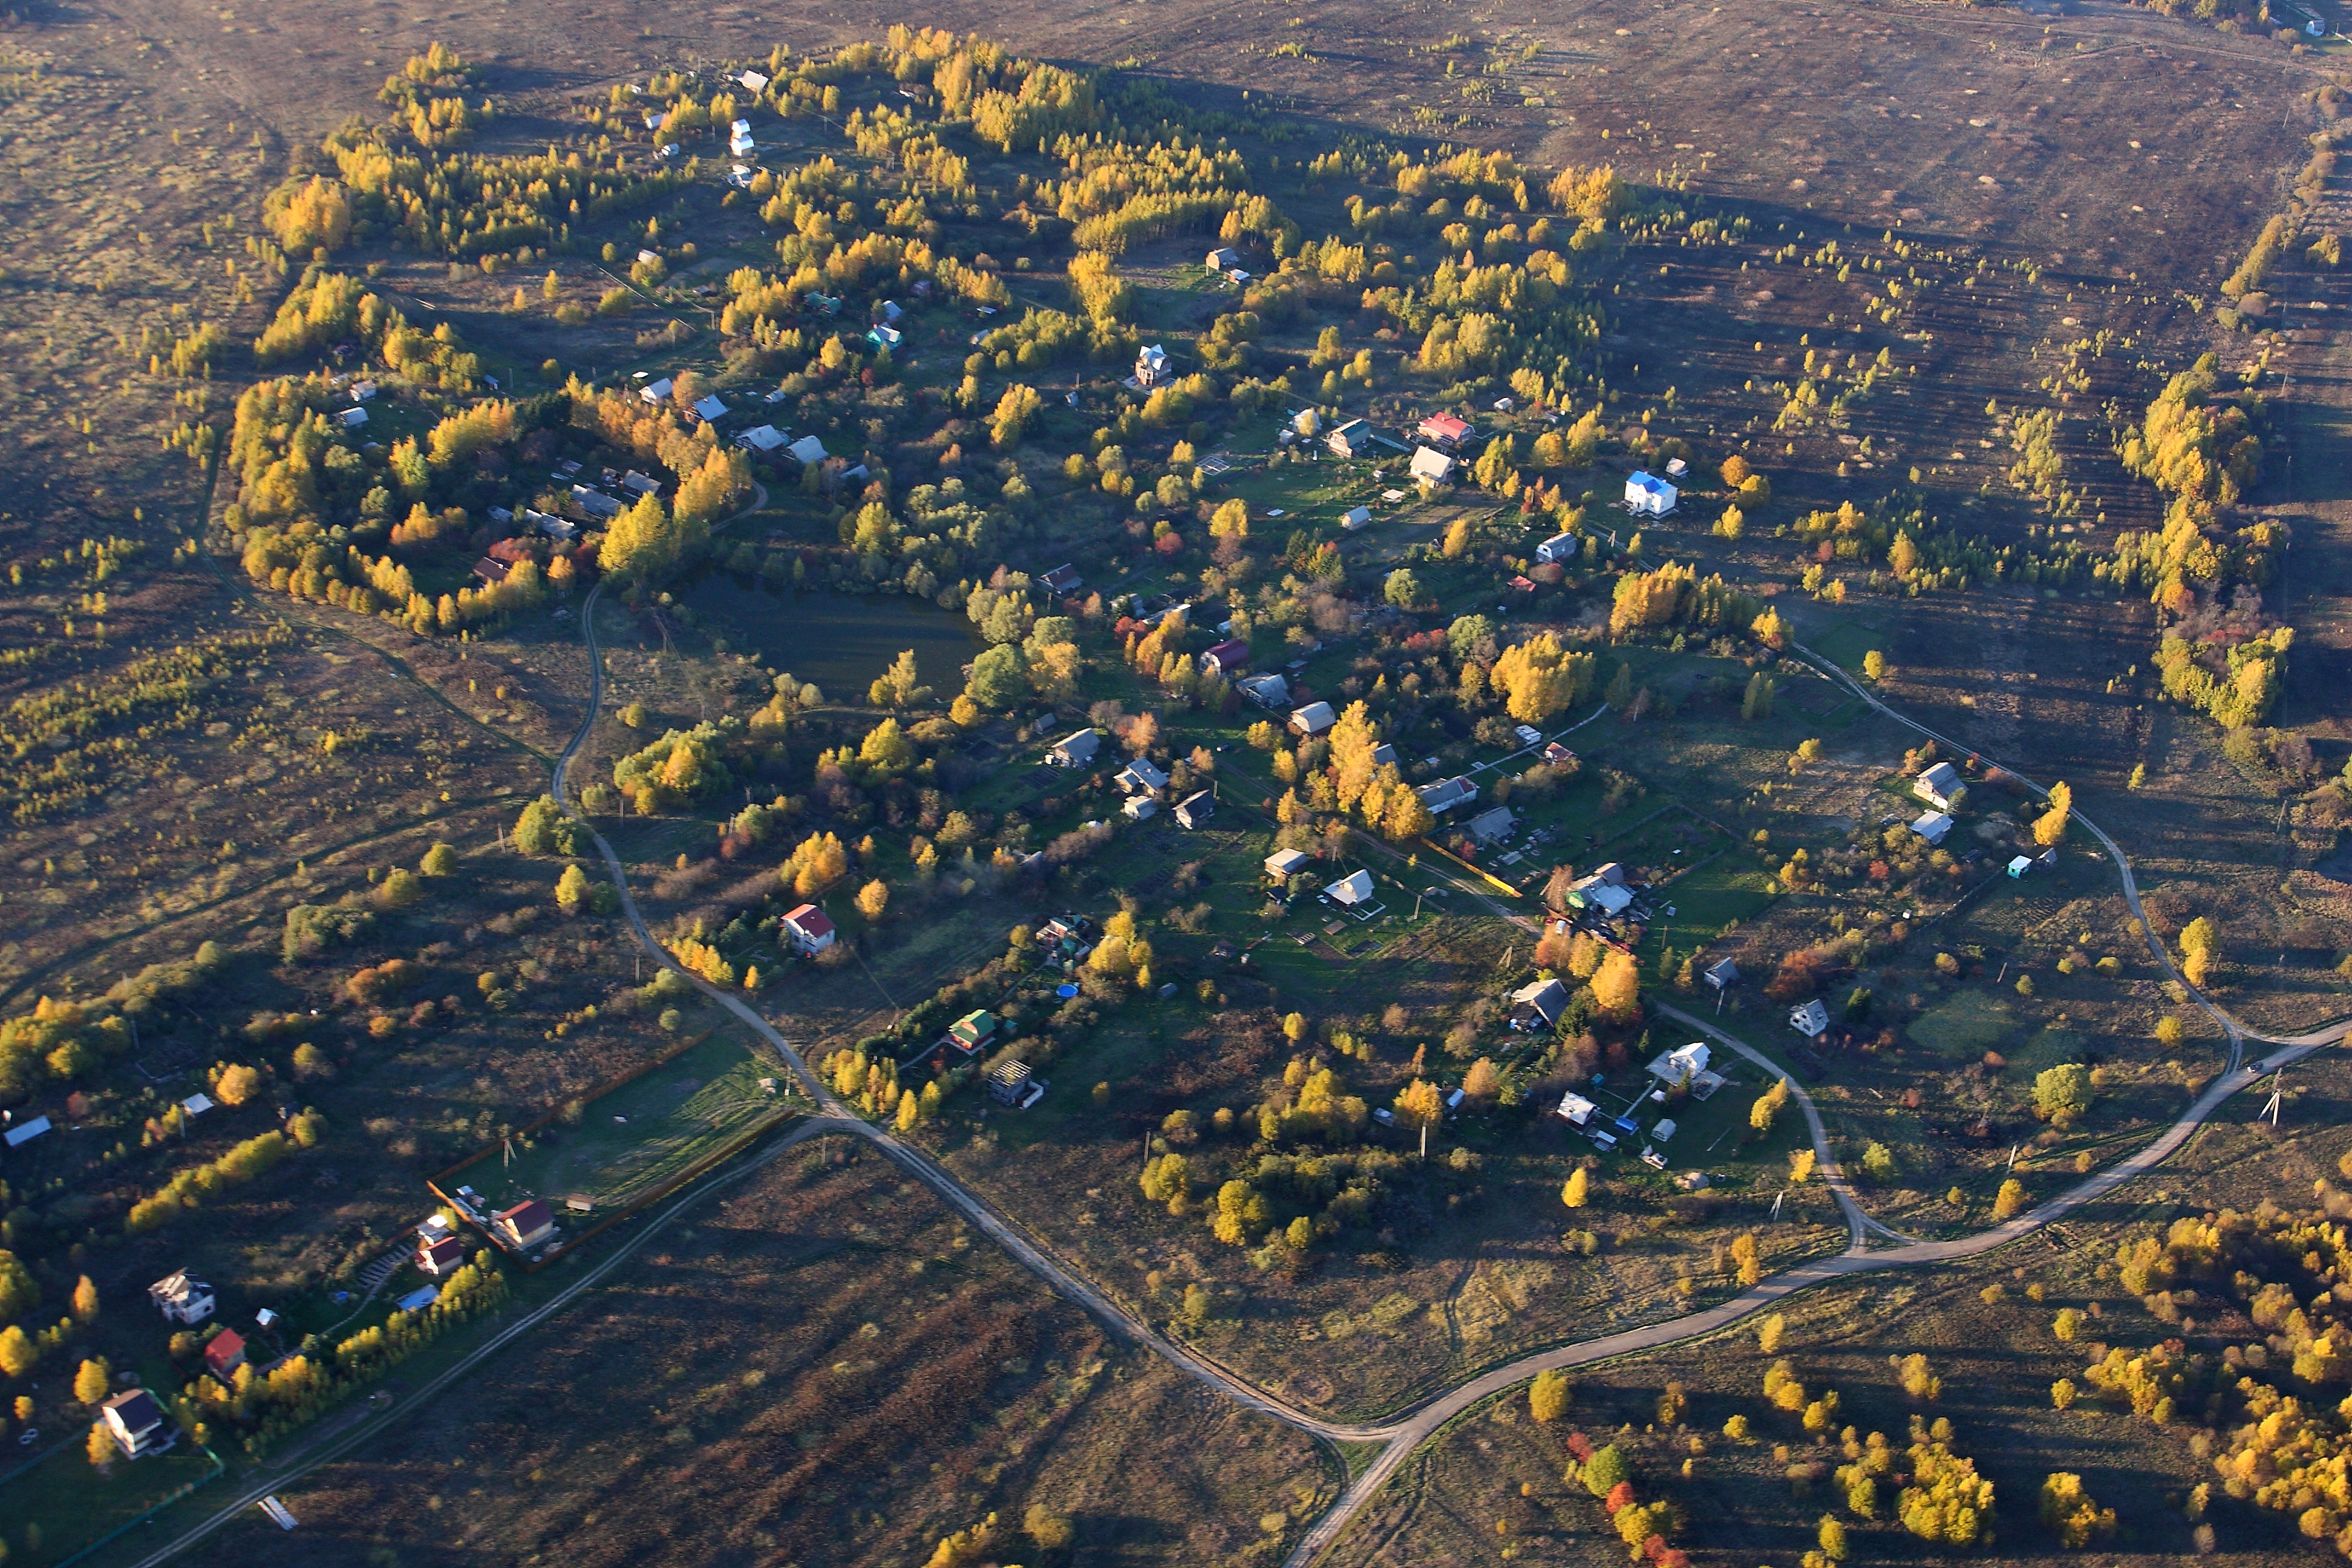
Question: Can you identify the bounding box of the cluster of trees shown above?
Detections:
[1563,1431,1691,1568]
[125,1112,327,1233]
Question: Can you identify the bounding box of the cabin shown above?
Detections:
[736,423,788,453]
[785,434,829,466]
[1237,672,1290,708]
[782,904,837,955]
[1647,1040,1711,1086]
[1324,419,1373,458]
[1702,957,1740,991]
[1122,794,1158,821]
[1624,471,1678,517]
[1047,728,1101,768]
[1341,505,1373,531]
[691,394,728,423]
[1465,806,1516,845]
[416,1235,466,1278]
[1289,701,1336,737]
[494,1199,556,1251]
[1789,999,1831,1039]
[1206,246,1242,271]
[950,1010,998,1053]
[1116,757,1170,796]
[639,376,675,406]
[1135,344,1172,388]
[1911,811,1953,846]
[1509,978,1568,1031]
[1174,791,1215,830]
[1913,762,1964,810]
[1326,869,1376,906]
[1417,776,1478,815]
[1555,1091,1597,1128]
[1264,849,1312,880]
[1410,446,1458,483]
[1041,563,1084,595]
[203,1329,247,1379]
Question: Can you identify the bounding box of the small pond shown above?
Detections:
[683,574,982,697]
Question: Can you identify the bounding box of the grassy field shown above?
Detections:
[3,1440,221,1564]
[442,1030,791,1221]
[190,1147,1339,1568]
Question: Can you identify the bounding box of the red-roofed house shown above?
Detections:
[1198,639,1251,679]
[782,904,837,955]
[203,1328,246,1379]
[486,537,534,566]
[493,1198,555,1250]
[1416,412,1474,449]
[470,557,512,586]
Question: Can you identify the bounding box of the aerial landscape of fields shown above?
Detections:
[2,0,2351,1563]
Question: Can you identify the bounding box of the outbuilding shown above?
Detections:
[1910,811,1953,846]
[1535,531,1579,565]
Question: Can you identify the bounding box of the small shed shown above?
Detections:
[1535,531,1579,565]
[1340,505,1373,531]
[1789,999,1831,1039]
[1702,957,1740,991]
[1651,1117,1679,1144]
[2008,855,2034,878]
[1910,811,1953,846]
[1555,1091,1597,1127]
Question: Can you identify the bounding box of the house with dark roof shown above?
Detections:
[494,1198,555,1250]
[1199,639,1252,679]
[102,1390,174,1460]
[416,1235,466,1278]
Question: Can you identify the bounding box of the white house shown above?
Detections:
[1135,344,1172,387]
[1123,794,1159,821]
[1910,810,1953,846]
[1341,505,1373,531]
[1647,1040,1711,1086]
[101,1391,174,1460]
[739,68,771,91]
[782,903,837,955]
[1289,701,1336,737]
[1555,1091,1598,1128]
[786,434,829,466]
[1410,446,1457,483]
[1702,957,1740,991]
[1206,246,1241,271]
[730,119,756,155]
[736,424,788,454]
[339,406,368,429]
[639,377,675,406]
[350,379,377,402]
[1535,531,1579,565]
[1913,762,1963,809]
[1264,848,1312,880]
[1625,471,1678,517]
[148,1270,215,1325]
[1047,728,1100,768]
[1789,999,1831,1039]
[1326,869,1376,906]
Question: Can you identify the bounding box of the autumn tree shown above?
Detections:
[2039,1472,2115,1547]
[990,383,1042,448]
[1462,1057,1502,1100]
[1590,949,1642,1024]
[1490,632,1593,724]
[869,649,933,709]
[1562,1166,1589,1209]
[420,842,458,876]
[1394,1079,1442,1157]
[70,1275,97,1324]
[555,863,590,915]
[74,1356,111,1406]
[2034,780,2073,848]
[1730,1231,1762,1285]
[1993,1178,2029,1220]
[2178,916,2218,988]
[1789,1148,1817,1184]
[214,1063,263,1106]
[1529,1369,1571,1423]
[1749,1077,1791,1134]
[856,880,890,921]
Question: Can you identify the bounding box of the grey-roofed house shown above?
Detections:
[1047,728,1100,768]
[1509,977,1568,1031]
[1913,762,1964,810]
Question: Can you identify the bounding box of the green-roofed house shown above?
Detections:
[950,1010,998,1054]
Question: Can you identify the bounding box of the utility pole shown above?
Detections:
[2261,1071,2285,1126]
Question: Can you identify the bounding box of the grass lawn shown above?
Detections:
[2,1439,220,1563]
[449,1030,788,1217]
